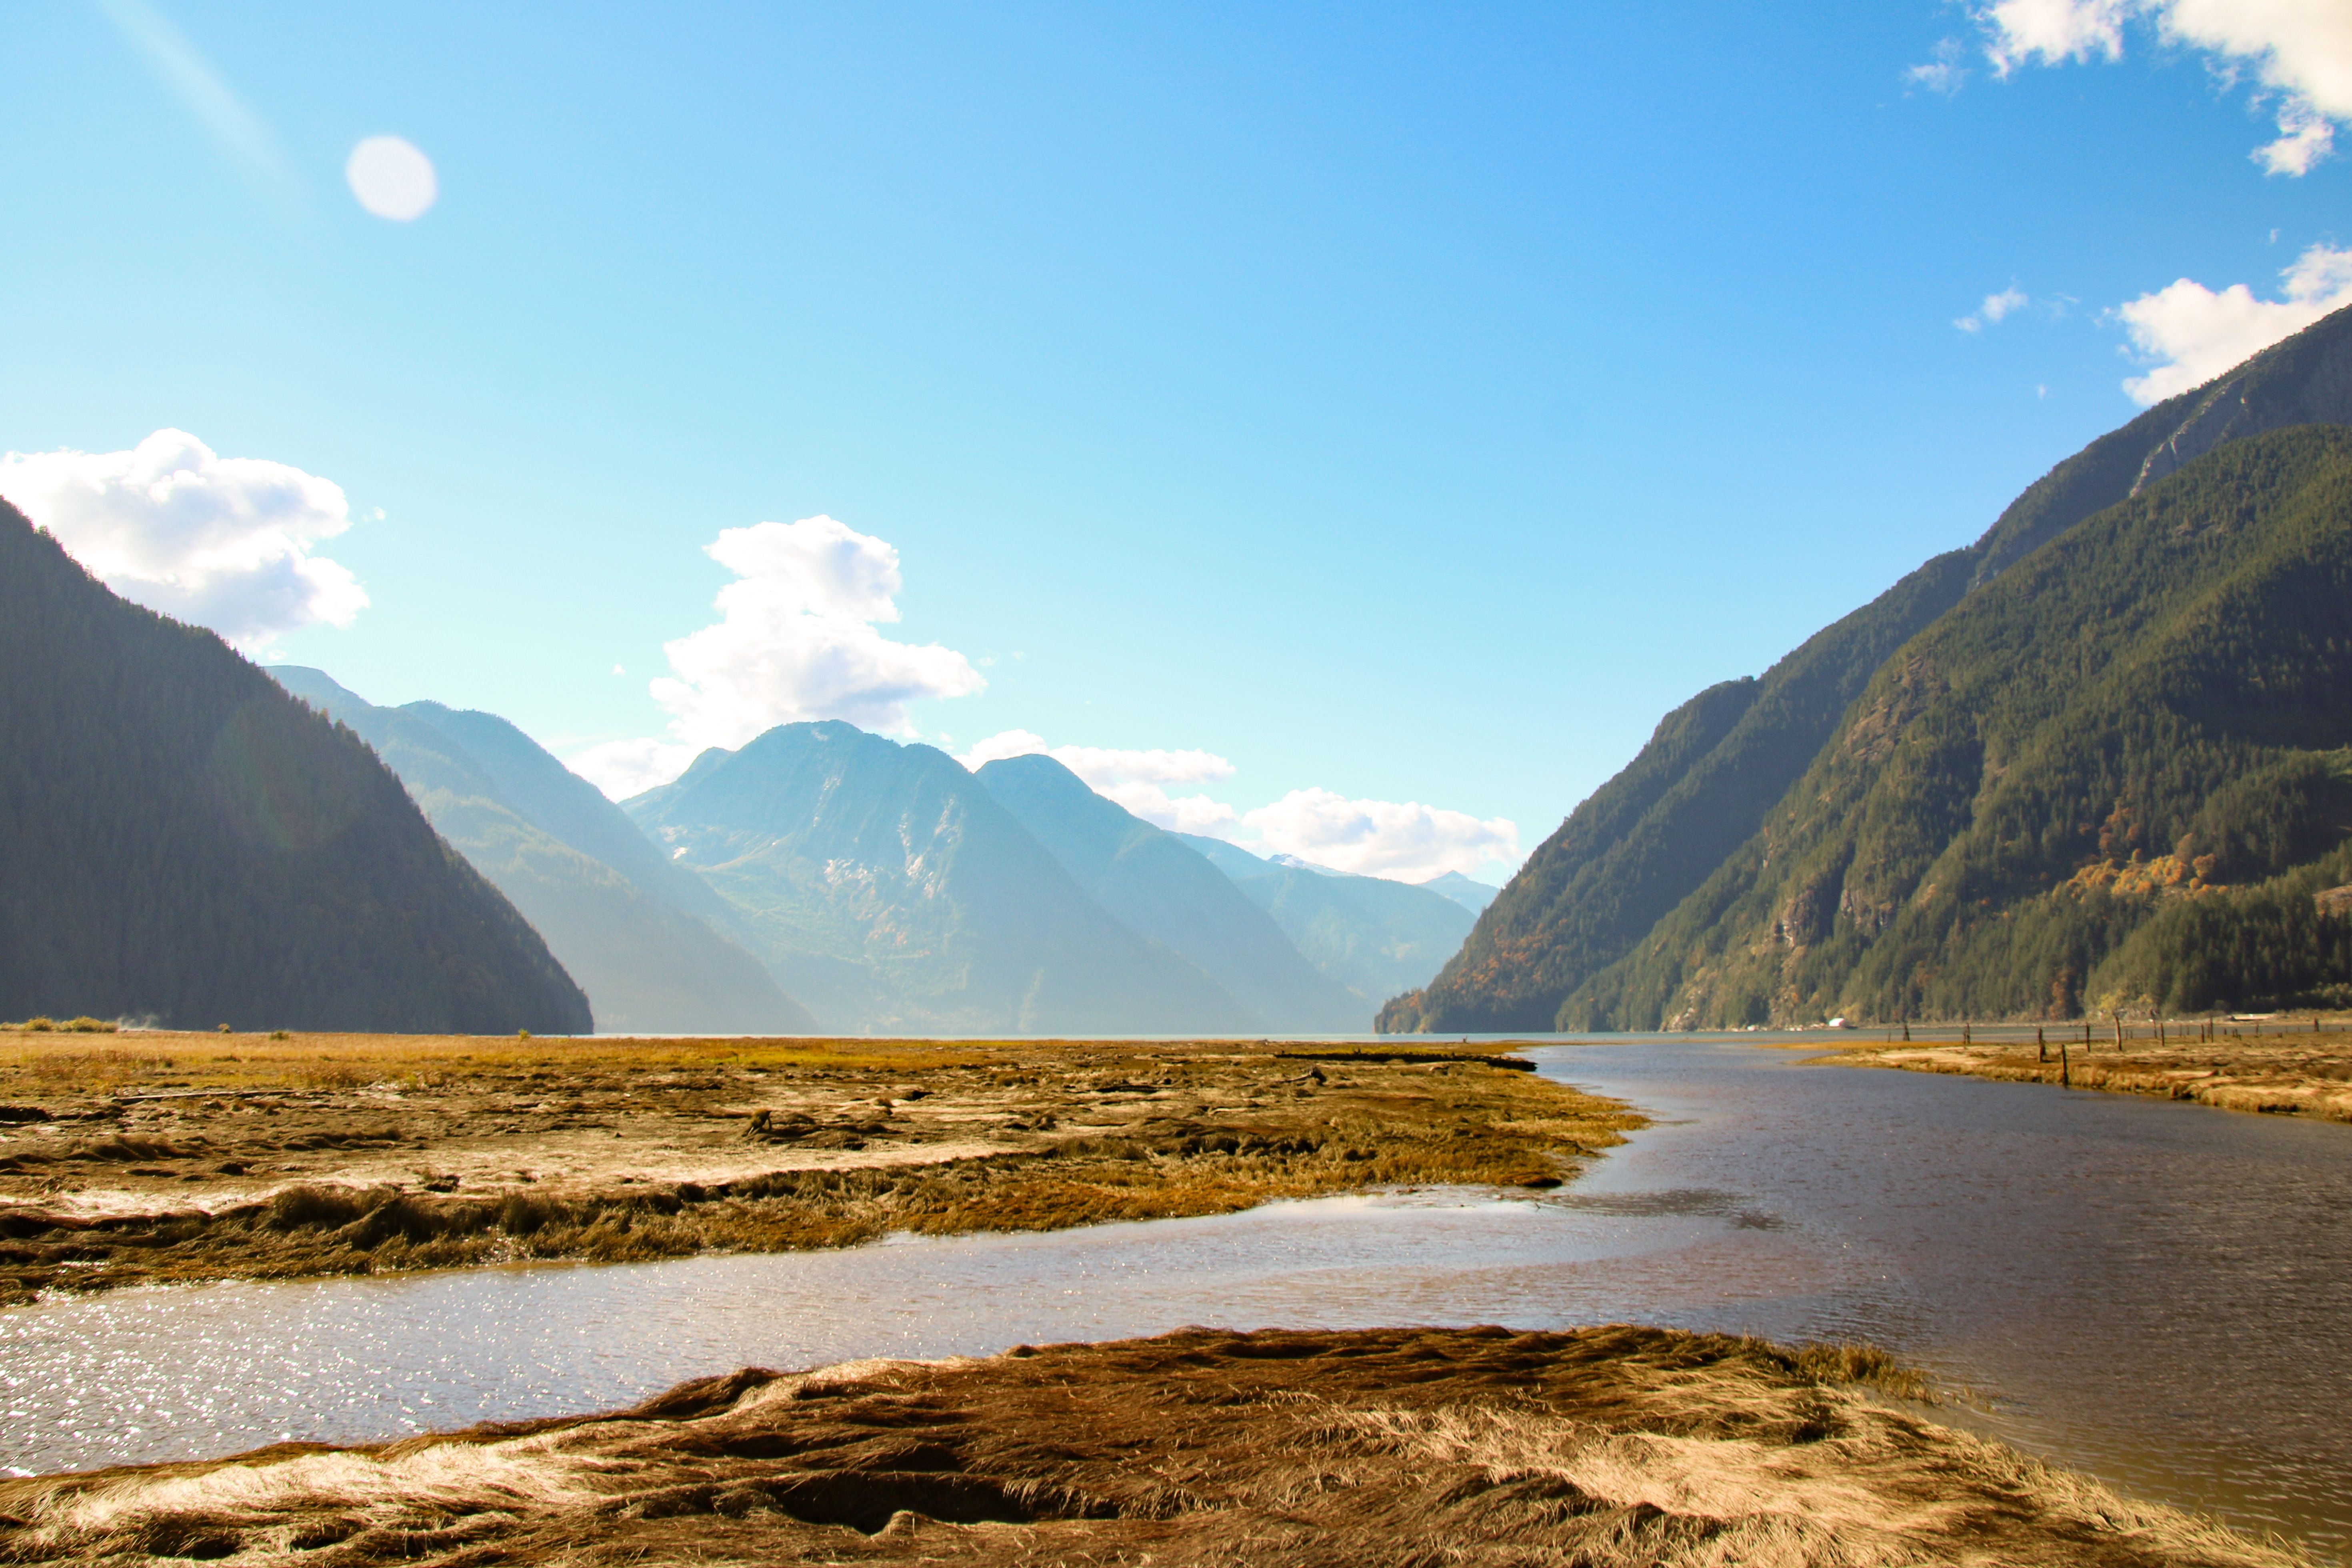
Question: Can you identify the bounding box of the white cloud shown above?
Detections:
[958,729,1241,835]
[1975,0,2352,173]
[955,730,1518,877]
[1907,38,1972,94]
[2161,0,2352,173]
[1981,0,2127,74]
[568,515,982,799]
[1243,789,1519,883]
[1955,285,2030,333]
[566,737,700,802]
[1,428,366,649]
[2115,241,2352,404]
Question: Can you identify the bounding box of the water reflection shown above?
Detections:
[1,1038,2344,1556]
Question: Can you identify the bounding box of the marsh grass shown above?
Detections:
[0,1324,2309,1567]
[0,1034,1638,1298]
[1822,1026,2352,1123]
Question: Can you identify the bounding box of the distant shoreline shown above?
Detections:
[1804,1024,2352,1123]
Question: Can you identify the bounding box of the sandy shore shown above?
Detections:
[1812,1026,2352,1123]
[0,1324,2310,1567]
[0,1032,1637,1301]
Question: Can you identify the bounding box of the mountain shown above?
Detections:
[1172,834,1476,1009]
[1182,835,1290,884]
[1419,872,1500,914]
[1565,426,2352,1026]
[1385,303,2352,1031]
[974,755,1362,1031]
[626,722,1254,1034]
[271,669,813,1035]
[0,503,590,1033]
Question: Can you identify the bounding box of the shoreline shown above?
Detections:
[0,1324,2312,1567]
[1805,1028,2352,1123]
[0,1032,1638,1303]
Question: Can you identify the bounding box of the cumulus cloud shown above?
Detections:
[1244,789,1520,882]
[569,515,983,799]
[0,428,366,649]
[1955,285,2030,333]
[1974,0,2352,173]
[1981,0,2128,72]
[955,729,1519,878]
[958,729,1241,835]
[2115,241,2352,404]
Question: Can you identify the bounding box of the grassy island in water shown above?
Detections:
[0,1031,1638,1302]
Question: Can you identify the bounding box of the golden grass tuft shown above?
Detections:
[0,1325,2312,1567]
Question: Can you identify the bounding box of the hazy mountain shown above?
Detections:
[1386,302,2352,1030]
[1180,835,1287,884]
[272,669,813,1035]
[1418,872,1500,914]
[1172,834,1476,1008]
[626,722,1252,1034]
[0,503,589,1033]
[975,754,1362,1031]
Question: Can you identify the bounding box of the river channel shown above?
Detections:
[3,1037,2347,1555]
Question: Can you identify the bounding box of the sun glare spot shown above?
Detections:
[346,135,437,221]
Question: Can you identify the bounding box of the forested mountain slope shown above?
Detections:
[977,756,1362,1030]
[0,503,590,1033]
[626,722,1251,1034]
[1566,427,2352,1025]
[1385,301,2352,1032]
[272,670,814,1035]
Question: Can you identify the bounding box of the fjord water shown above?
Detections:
[3,1040,2346,1554]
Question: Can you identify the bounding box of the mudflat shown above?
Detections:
[1814,1024,2352,1122]
[0,1032,1637,1301]
[0,1324,2308,1567]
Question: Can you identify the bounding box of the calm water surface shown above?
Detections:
[2,1038,2346,1554]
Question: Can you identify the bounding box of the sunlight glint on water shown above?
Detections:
[2,1039,2345,1556]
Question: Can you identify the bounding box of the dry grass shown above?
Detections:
[0,1034,1638,1302]
[0,1324,2310,1566]
[1811,1027,2352,1123]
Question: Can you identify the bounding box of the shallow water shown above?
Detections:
[2,1038,2346,1554]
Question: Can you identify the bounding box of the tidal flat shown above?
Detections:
[1811,1022,2352,1122]
[0,1033,1638,1300]
[0,1324,2312,1568]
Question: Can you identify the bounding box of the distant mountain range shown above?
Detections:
[1385,302,2352,1031]
[240,675,1485,1036]
[1170,835,1478,1009]
[625,722,1251,1034]
[0,501,588,1033]
[975,756,1363,1031]
[270,669,813,1036]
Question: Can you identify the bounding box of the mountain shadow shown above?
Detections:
[0,502,589,1033]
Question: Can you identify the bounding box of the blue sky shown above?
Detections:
[3,2,2347,881]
